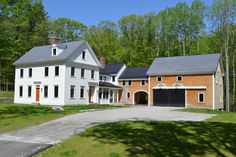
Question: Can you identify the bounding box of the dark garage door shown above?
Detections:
[153,89,185,107]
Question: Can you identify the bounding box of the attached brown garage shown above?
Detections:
[153,89,185,107]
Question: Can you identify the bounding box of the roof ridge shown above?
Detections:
[157,53,220,59]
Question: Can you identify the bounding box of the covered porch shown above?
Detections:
[98,82,121,104]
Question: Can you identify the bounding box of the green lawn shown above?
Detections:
[0,103,121,133]
[37,109,236,157]
[0,91,14,98]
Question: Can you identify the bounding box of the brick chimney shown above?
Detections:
[100,57,105,69]
[50,36,60,45]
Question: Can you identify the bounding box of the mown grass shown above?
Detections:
[0,103,121,133]
[37,109,236,157]
[0,91,14,98]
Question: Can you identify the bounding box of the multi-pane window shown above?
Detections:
[80,86,84,98]
[29,68,32,78]
[122,81,125,86]
[71,67,75,77]
[19,86,23,97]
[91,70,94,79]
[112,76,115,82]
[44,86,48,98]
[157,76,162,82]
[128,80,132,86]
[127,92,131,99]
[28,86,32,97]
[82,51,86,59]
[70,86,75,98]
[45,67,49,77]
[81,68,85,78]
[141,80,146,86]
[177,76,183,82]
[20,69,24,78]
[198,93,205,103]
[53,48,56,56]
[103,89,109,99]
[100,76,103,81]
[104,76,106,81]
[54,85,59,98]
[55,66,59,76]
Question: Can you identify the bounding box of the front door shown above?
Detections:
[36,86,40,102]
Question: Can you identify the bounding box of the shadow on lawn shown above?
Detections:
[82,121,236,157]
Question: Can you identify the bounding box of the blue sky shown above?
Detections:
[43,0,213,26]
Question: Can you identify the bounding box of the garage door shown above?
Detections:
[153,89,185,107]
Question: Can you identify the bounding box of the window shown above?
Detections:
[55,66,59,76]
[128,80,132,86]
[99,89,102,99]
[122,81,126,86]
[82,51,86,59]
[28,86,32,97]
[19,86,23,97]
[100,76,103,81]
[157,76,162,82]
[104,76,106,81]
[44,86,48,98]
[103,89,109,99]
[127,91,131,99]
[177,76,183,82]
[70,86,75,98]
[45,67,49,77]
[54,85,59,98]
[80,86,84,98]
[141,80,146,86]
[81,68,85,78]
[20,69,24,78]
[53,48,56,56]
[112,76,115,82]
[198,93,205,103]
[29,68,32,78]
[71,67,75,77]
[91,70,94,79]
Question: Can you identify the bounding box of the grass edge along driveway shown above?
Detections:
[36,109,236,157]
[0,103,124,133]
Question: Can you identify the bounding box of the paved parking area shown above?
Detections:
[0,107,215,157]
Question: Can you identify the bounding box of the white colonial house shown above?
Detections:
[13,37,101,105]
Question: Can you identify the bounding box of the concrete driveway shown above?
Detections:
[0,106,214,157]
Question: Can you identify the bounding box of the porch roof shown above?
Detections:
[99,82,121,89]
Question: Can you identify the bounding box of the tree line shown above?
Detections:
[0,0,235,110]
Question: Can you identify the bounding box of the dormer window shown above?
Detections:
[82,51,86,59]
[53,48,57,56]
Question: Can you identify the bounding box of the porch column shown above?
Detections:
[112,89,115,103]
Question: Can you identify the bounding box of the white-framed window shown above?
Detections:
[55,66,59,76]
[45,67,49,77]
[52,48,56,56]
[44,86,48,98]
[20,69,24,78]
[141,80,146,86]
[70,85,75,98]
[128,80,132,86]
[112,76,115,82]
[28,86,32,97]
[19,86,23,97]
[29,68,32,78]
[100,76,103,81]
[81,68,85,78]
[54,85,59,98]
[91,70,94,79]
[198,92,205,103]
[71,67,75,77]
[177,76,183,82]
[157,76,162,82]
[127,91,131,99]
[104,76,106,81]
[82,51,86,60]
[122,81,125,86]
[80,86,84,98]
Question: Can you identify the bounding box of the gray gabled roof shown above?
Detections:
[13,40,101,67]
[146,53,221,76]
[119,67,149,79]
[100,63,125,75]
